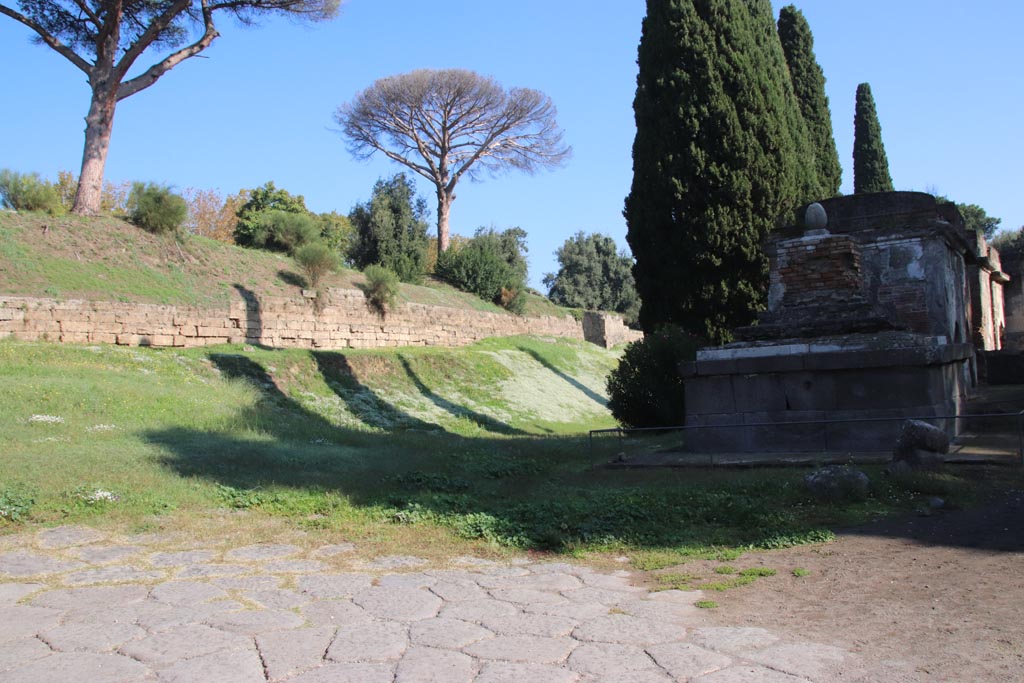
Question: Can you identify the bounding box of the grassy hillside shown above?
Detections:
[0,212,570,317]
[1,335,992,567]
[1,212,1000,569]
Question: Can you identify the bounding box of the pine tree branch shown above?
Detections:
[116,0,218,101]
[0,3,93,74]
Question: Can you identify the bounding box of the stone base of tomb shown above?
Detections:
[679,332,973,453]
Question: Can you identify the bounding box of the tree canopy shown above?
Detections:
[348,173,430,284]
[958,203,1002,241]
[233,181,310,248]
[336,68,571,257]
[853,82,894,194]
[777,4,842,196]
[624,0,818,342]
[0,0,339,214]
[543,232,639,326]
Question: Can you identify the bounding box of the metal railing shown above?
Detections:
[590,410,1024,466]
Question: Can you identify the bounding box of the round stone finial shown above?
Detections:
[804,202,828,231]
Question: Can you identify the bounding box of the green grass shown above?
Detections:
[1,336,1015,563]
[0,212,575,318]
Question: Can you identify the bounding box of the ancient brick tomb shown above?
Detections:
[682,192,1007,453]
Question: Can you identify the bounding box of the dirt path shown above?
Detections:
[690,490,1024,682]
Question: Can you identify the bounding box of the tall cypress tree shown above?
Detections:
[777,5,842,196]
[624,0,817,343]
[853,83,894,194]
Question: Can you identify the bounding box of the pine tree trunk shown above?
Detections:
[72,84,118,215]
[436,189,452,257]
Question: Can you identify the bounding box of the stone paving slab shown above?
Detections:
[693,664,812,682]
[475,661,581,683]
[4,652,151,683]
[579,670,673,683]
[118,623,253,667]
[395,647,475,683]
[66,544,145,564]
[204,607,306,635]
[573,613,686,646]
[0,582,46,606]
[463,634,578,664]
[352,585,443,621]
[224,543,301,562]
[567,641,664,676]
[256,626,336,682]
[409,617,494,649]
[156,646,265,683]
[0,551,87,577]
[288,661,396,683]
[300,597,372,628]
[39,621,146,652]
[0,527,921,683]
[34,526,106,549]
[62,566,167,586]
[0,606,63,642]
[0,637,53,673]
[647,642,735,680]
[480,612,578,637]
[326,621,409,662]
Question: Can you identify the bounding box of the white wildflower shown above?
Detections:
[87,424,117,432]
[28,415,65,424]
[80,489,120,504]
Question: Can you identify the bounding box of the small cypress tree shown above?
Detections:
[348,173,430,284]
[625,0,817,342]
[853,83,894,194]
[777,5,842,196]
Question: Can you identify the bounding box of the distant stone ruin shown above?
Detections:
[681,192,1008,452]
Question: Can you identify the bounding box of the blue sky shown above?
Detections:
[2,1,1022,289]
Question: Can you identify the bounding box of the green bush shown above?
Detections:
[251,210,321,253]
[0,169,64,215]
[233,181,310,248]
[363,264,400,316]
[294,241,340,290]
[348,173,430,284]
[606,326,701,428]
[435,228,528,314]
[127,182,187,234]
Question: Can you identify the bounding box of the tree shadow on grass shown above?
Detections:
[143,349,975,555]
[277,270,307,289]
[309,350,439,433]
[396,354,528,436]
[517,346,607,407]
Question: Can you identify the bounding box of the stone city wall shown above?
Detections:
[0,289,641,350]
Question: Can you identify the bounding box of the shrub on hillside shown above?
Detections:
[127,182,187,234]
[363,264,399,316]
[233,181,310,248]
[606,326,701,429]
[295,242,340,290]
[0,169,64,215]
[435,227,528,314]
[348,173,430,284]
[250,210,321,253]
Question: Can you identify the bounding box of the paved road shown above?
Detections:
[0,526,918,682]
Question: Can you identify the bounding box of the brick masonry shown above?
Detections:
[0,288,642,350]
